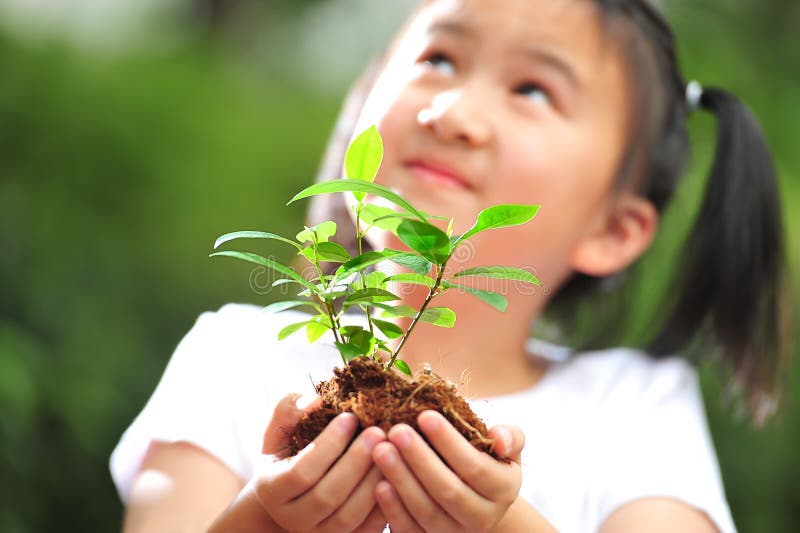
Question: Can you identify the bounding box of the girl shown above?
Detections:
[111,0,787,531]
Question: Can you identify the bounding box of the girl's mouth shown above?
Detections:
[405,160,474,190]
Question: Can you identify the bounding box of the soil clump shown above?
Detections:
[290,357,501,460]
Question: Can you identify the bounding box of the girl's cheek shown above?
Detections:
[374,109,417,185]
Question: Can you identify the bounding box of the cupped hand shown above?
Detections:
[209,393,388,533]
[372,410,524,533]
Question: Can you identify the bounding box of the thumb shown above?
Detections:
[488,425,525,462]
[261,393,321,456]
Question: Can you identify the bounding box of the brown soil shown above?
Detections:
[290,357,503,460]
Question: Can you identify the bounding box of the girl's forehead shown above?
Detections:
[408,0,612,64]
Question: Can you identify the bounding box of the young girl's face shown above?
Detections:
[353,0,636,286]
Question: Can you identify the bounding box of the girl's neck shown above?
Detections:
[389,285,550,399]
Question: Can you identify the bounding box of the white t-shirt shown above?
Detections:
[110,303,736,532]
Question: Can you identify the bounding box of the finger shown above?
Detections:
[269,412,359,499]
[261,393,312,456]
[353,504,389,533]
[388,422,495,529]
[297,429,384,531]
[417,410,519,499]
[315,465,384,533]
[374,480,423,533]
[488,424,525,461]
[373,440,457,532]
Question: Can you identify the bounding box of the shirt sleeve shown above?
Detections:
[593,357,737,533]
[109,304,254,503]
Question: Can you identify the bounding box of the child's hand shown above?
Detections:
[209,393,388,533]
[372,410,524,533]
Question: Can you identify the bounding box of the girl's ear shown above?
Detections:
[569,194,659,277]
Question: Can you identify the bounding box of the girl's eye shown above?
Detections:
[515,82,552,107]
[423,52,456,77]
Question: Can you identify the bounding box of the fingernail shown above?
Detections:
[374,443,397,466]
[493,427,511,456]
[361,428,385,450]
[335,412,358,433]
[418,410,441,433]
[389,425,412,448]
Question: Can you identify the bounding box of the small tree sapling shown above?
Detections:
[211,125,540,455]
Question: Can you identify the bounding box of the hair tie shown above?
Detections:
[686,80,703,112]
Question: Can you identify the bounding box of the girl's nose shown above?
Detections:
[416,88,492,147]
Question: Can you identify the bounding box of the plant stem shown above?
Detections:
[386,261,446,370]
[308,231,346,364]
[353,200,378,357]
[309,233,328,292]
[322,299,347,365]
[355,203,363,256]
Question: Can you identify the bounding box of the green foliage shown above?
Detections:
[396,220,451,263]
[344,125,383,201]
[455,204,540,244]
[214,127,540,369]
[0,27,341,533]
[214,231,303,251]
[453,266,541,285]
[394,359,413,377]
[289,179,429,222]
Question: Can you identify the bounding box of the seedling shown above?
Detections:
[211,126,541,377]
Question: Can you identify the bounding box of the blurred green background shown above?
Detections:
[0,0,796,531]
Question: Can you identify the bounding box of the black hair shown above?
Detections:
[308,0,790,422]
[589,0,787,423]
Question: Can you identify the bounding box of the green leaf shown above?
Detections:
[453,266,540,285]
[444,282,508,312]
[289,179,428,223]
[209,251,318,293]
[319,290,349,302]
[345,125,383,201]
[394,359,413,377]
[277,321,310,340]
[335,342,362,363]
[262,300,319,314]
[362,271,387,289]
[271,278,310,290]
[338,250,406,276]
[387,252,432,275]
[350,330,377,356]
[213,231,302,251]
[457,204,540,243]
[420,307,456,327]
[463,287,508,312]
[296,221,337,244]
[306,321,329,344]
[312,313,333,328]
[360,204,448,233]
[344,288,400,306]
[315,241,351,263]
[374,303,418,318]
[341,325,365,337]
[396,220,451,262]
[383,273,436,288]
[372,318,404,339]
[298,246,316,263]
[359,204,403,232]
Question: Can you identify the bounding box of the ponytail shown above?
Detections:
[649,87,789,421]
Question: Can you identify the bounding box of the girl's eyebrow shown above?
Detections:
[427,19,475,38]
[519,47,581,90]
[426,19,580,90]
